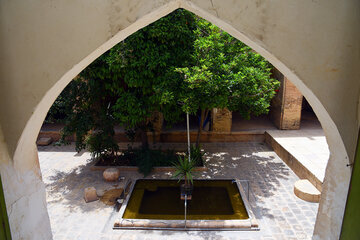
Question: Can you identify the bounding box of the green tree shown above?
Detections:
[52,9,279,159]
[59,75,119,158]
[106,9,197,148]
[58,9,197,155]
[176,18,279,146]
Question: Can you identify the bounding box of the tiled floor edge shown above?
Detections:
[90,165,208,172]
[38,130,265,143]
[264,131,322,192]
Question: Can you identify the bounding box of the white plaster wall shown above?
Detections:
[0,126,52,239]
[0,0,359,239]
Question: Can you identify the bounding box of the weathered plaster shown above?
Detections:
[0,0,359,239]
[313,148,351,239]
[0,127,51,239]
[1,165,51,240]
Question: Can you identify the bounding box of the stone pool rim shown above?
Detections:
[114,178,259,231]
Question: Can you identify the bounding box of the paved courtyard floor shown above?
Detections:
[38,142,319,240]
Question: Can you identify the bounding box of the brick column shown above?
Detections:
[211,108,232,132]
[270,69,303,130]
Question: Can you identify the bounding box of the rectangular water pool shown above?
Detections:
[115,179,258,230]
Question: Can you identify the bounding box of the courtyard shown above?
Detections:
[1,1,358,239]
[39,141,319,240]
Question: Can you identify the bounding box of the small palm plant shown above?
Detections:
[173,155,195,187]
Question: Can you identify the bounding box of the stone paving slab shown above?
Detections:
[38,142,319,240]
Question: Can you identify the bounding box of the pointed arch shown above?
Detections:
[10,1,352,239]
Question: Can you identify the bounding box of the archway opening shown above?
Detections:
[2,1,350,240]
[34,7,331,239]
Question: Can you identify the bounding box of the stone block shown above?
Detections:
[36,137,53,146]
[84,187,98,203]
[103,168,120,182]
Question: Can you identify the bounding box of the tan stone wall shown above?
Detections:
[270,70,303,130]
[211,108,232,132]
[281,78,303,129]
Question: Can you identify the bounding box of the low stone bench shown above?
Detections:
[84,187,98,203]
[294,179,321,203]
[36,137,53,146]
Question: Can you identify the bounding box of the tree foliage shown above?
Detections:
[58,76,119,157]
[176,18,279,145]
[57,9,197,152]
[106,9,197,148]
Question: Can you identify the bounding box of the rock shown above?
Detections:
[96,188,106,197]
[103,168,120,182]
[36,137,53,146]
[84,187,98,203]
[294,179,321,202]
[100,188,124,206]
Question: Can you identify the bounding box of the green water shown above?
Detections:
[123,179,249,220]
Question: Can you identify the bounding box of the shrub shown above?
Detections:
[190,144,204,166]
[121,147,178,176]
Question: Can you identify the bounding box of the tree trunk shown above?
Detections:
[139,126,149,149]
[196,109,207,147]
